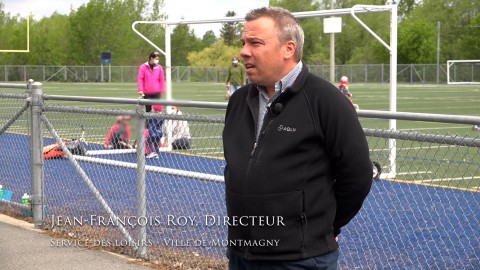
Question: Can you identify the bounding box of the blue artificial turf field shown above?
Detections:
[0,132,478,269]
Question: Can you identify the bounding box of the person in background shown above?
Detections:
[138,52,165,112]
[146,105,164,159]
[225,56,246,100]
[104,115,132,149]
[338,75,352,100]
[338,75,359,109]
[168,106,192,150]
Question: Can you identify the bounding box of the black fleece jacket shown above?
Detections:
[223,64,372,261]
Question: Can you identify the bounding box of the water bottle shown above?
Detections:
[22,193,30,206]
[0,184,3,197]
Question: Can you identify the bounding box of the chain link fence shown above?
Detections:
[3,63,478,84]
[0,82,479,269]
[0,83,33,218]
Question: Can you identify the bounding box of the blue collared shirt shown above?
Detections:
[256,61,303,139]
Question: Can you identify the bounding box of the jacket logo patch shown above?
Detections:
[277,125,296,133]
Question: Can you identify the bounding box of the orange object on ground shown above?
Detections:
[43,143,64,159]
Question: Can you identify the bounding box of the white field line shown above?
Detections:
[192,147,222,150]
[73,155,224,182]
[370,145,451,152]
[398,126,475,131]
[193,94,223,97]
[414,176,480,183]
[86,149,136,155]
[192,136,222,139]
[396,171,433,176]
[196,151,224,155]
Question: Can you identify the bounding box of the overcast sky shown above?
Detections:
[2,0,269,37]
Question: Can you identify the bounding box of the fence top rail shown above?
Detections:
[43,104,225,123]
[43,95,228,109]
[42,95,480,124]
[44,95,480,125]
[364,128,480,148]
[358,110,480,125]
[0,83,28,89]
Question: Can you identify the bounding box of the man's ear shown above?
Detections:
[284,40,296,60]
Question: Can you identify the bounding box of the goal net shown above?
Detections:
[447,60,480,85]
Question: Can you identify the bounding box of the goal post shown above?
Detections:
[447,60,480,85]
[132,5,399,178]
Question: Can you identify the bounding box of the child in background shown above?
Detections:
[146,105,164,159]
[169,106,192,150]
[338,75,359,109]
[338,76,352,101]
[104,115,132,149]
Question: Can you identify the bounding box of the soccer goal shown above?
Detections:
[132,5,399,178]
[447,60,480,85]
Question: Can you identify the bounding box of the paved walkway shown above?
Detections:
[0,214,152,270]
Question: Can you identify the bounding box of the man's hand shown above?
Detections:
[138,91,145,97]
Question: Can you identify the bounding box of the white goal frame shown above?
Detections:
[447,60,480,85]
[132,4,399,178]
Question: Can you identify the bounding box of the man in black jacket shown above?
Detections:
[223,7,373,270]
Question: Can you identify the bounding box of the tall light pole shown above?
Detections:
[329,0,335,83]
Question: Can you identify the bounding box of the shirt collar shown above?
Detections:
[258,61,303,97]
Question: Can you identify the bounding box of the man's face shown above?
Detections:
[240,17,285,87]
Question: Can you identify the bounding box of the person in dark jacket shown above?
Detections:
[223,7,373,270]
[146,105,164,159]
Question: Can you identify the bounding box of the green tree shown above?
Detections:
[28,13,71,65]
[409,0,480,61]
[171,24,201,66]
[220,11,242,46]
[188,39,240,67]
[69,0,165,65]
[269,0,329,63]
[201,30,217,48]
[397,19,436,63]
[391,0,418,17]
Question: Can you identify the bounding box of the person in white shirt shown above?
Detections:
[166,106,192,150]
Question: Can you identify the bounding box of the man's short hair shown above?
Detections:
[245,7,304,61]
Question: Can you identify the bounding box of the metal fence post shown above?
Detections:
[177,67,180,83]
[381,63,384,83]
[30,82,45,228]
[136,104,147,258]
[365,64,368,83]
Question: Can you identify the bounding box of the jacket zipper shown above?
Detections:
[301,212,307,249]
[300,190,307,249]
[242,116,275,259]
[250,119,273,157]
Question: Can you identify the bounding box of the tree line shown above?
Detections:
[0,0,478,67]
